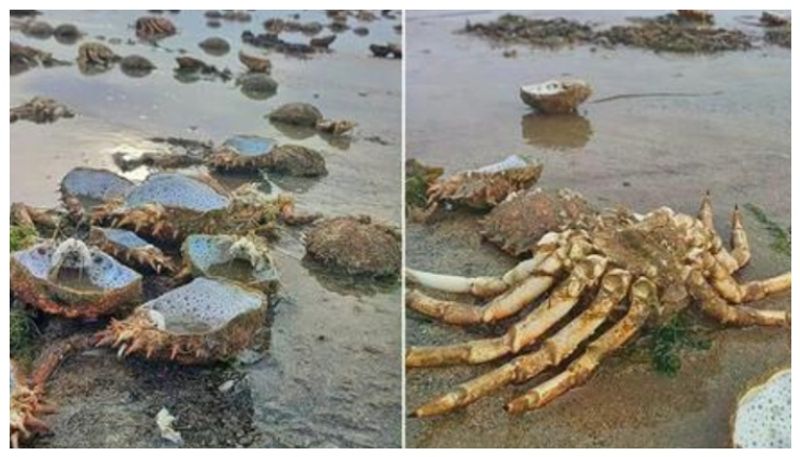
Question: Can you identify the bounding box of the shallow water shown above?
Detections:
[11,10,402,448]
[405,10,790,448]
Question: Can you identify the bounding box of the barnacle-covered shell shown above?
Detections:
[181,234,279,293]
[305,215,401,277]
[88,227,176,274]
[10,239,143,318]
[95,277,268,364]
[480,188,597,256]
[520,78,592,114]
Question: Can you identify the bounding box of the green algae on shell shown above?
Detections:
[96,277,268,364]
[181,234,279,294]
[11,239,143,318]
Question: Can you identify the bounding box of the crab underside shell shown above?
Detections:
[11,240,143,318]
[97,277,268,364]
[182,234,279,293]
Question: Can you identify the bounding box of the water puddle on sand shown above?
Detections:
[405,10,790,448]
[12,10,402,448]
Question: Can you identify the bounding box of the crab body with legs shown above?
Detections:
[422,155,543,219]
[406,193,790,417]
[95,277,268,364]
[90,172,299,244]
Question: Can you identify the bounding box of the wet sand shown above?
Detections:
[405,10,790,448]
[11,10,402,448]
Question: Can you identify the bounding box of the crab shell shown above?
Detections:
[11,241,143,318]
[180,234,279,294]
[77,42,117,67]
[480,188,598,256]
[88,227,176,275]
[305,215,401,277]
[206,135,277,171]
[95,278,268,364]
[520,78,592,114]
[135,16,177,40]
[427,155,544,209]
[90,173,279,244]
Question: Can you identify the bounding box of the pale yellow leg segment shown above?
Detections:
[729,205,751,268]
[705,255,790,304]
[405,246,553,299]
[405,250,564,325]
[688,269,790,327]
[406,256,606,368]
[407,269,629,418]
[505,276,656,414]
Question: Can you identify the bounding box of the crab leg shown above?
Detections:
[687,269,789,327]
[405,232,562,298]
[406,247,565,325]
[696,192,750,272]
[406,255,606,367]
[703,254,790,304]
[505,276,656,414]
[408,268,629,418]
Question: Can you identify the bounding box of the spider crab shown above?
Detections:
[406,193,790,417]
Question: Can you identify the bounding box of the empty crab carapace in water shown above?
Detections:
[405,193,790,417]
[424,155,543,218]
[96,277,268,364]
[181,234,279,293]
[11,239,143,318]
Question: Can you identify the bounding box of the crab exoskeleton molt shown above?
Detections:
[10,363,52,448]
[406,193,790,417]
[480,187,598,257]
[304,215,401,277]
[11,238,143,318]
[180,234,279,293]
[90,172,291,244]
[520,78,592,114]
[95,277,268,364]
[423,155,544,218]
[206,135,327,177]
[88,227,176,274]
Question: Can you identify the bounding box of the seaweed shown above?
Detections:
[10,308,40,364]
[10,224,39,252]
[744,203,790,258]
[648,314,711,376]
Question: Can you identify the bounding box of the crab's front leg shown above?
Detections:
[687,269,789,327]
[697,193,751,272]
[505,276,657,414]
[700,253,790,304]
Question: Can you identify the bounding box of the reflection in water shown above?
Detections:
[269,122,352,151]
[301,257,400,298]
[521,112,593,150]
